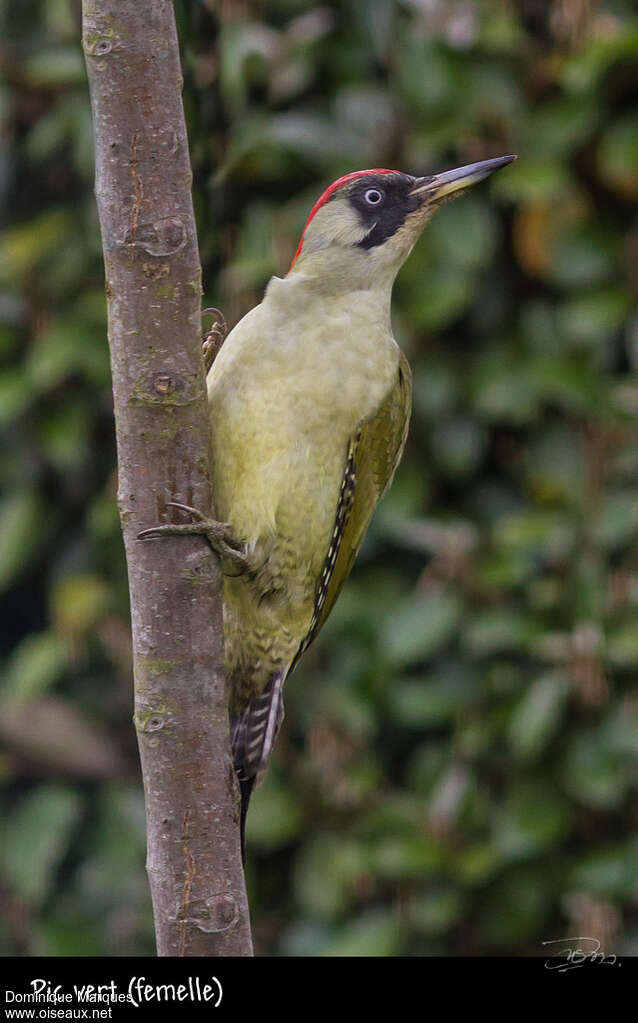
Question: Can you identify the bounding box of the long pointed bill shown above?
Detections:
[410,155,516,201]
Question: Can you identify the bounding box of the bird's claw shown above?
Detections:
[202,307,227,372]
[137,501,250,574]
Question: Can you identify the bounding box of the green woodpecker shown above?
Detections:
[140,155,515,857]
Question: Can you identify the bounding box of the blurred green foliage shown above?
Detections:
[1,0,637,956]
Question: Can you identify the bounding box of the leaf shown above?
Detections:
[471,350,541,422]
[598,112,638,199]
[295,836,368,921]
[322,908,403,956]
[382,590,461,667]
[0,491,48,593]
[1,632,67,699]
[21,49,85,87]
[0,367,31,427]
[426,196,497,271]
[3,786,82,905]
[492,782,572,860]
[50,574,110,638]
[477,867,552,946]
[27,318,110,390]
[558,287,631,347]
[389,666,475,727]
[246,772,301,851]
[431,416,487,476]
[372,834,443,879]
[560,730,627,809]
[495,158,570,201]
[570,840,638,899]
[412,362,459,419]
[409,888,464,936]
[0,210,71,282]
[465,610,536,657]
[507,673,568,760]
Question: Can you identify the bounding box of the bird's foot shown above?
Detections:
[202,307,227,373]
[137,502,250,574]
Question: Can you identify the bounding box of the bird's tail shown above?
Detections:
[231,670,286,863]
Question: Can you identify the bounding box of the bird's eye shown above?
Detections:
[364,188,384,206]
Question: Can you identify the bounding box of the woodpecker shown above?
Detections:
[140,155,515,858]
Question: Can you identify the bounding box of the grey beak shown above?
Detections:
[410,155,517,200]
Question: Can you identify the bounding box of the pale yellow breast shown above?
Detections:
[207,274,399,628]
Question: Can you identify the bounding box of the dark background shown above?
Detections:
[1,0,637,956]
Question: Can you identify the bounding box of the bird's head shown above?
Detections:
[287,156,516,290]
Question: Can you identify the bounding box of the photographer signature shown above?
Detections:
[542,936,620,972]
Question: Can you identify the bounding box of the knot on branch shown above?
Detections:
[83,30,120,61]
[128,371,198,408]
[122,216,186,257]
[135,713,168,734]
[182,894,241,935]
[134,703,175,734]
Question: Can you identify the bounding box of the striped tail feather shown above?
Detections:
[230,671,285,862]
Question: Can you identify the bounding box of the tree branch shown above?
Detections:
[82,0,252,956]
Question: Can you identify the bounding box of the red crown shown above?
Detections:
[289,169,398,269]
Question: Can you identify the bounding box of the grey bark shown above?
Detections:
[82,0,253,955]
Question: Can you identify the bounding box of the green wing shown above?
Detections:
[293,350,411,665]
